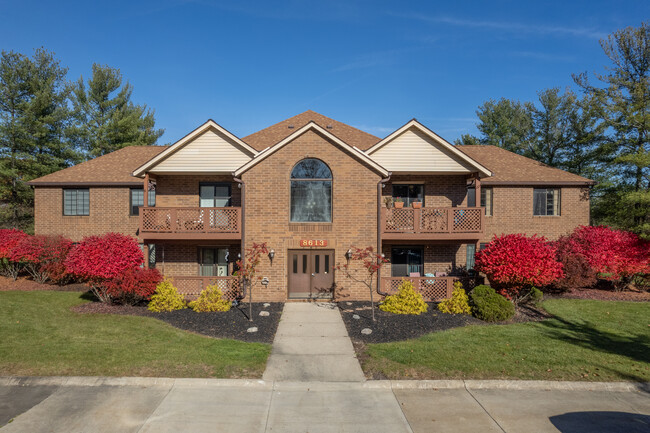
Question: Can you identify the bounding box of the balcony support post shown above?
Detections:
[143,173,149,211]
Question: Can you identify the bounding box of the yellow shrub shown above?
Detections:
[379,279,428,315]
[188,284,231,312]
[437,281,471,315]
[148,278,186,312]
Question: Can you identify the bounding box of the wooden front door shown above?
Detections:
[288,249,334,299]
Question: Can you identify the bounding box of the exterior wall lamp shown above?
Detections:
[268,249,275,264]
[345,248,353,263]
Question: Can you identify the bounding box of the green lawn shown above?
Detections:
[0,291,270,378]
[364,299,650,381]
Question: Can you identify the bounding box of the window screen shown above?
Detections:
[63,189,89,216]
[533,188,560,216]
[466,244,476,270]
[130,188,156,215]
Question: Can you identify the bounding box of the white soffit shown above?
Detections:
[366,120,492,177]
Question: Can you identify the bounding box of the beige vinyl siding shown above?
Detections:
[152,128,254,173]
[369,127,475,173]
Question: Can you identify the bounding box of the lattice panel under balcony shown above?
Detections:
[452,208,482,232]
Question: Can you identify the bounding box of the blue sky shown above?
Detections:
[2,0,648,144]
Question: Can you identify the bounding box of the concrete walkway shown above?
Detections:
[1,378,648,433]
[263,302,365,382]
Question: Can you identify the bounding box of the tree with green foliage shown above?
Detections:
[70,64,163,159]
[0,48,74,230]
[475,98,534,154]
[574,22,650,238]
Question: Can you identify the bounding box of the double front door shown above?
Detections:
[288,250,334,299]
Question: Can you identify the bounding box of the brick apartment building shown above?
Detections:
[29,111,593,301]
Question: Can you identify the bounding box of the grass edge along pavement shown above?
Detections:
[0,291,270,378]
[362,299,650,382]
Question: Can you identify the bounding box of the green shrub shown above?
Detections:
[470,285,515,322]
[379,279,428,315]
[437,281,471,315]
[527,287,544,306]
[188,284,231,313]
[148,278,186,312]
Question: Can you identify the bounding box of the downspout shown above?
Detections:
[377,172,391,296]
[233,175,246,302]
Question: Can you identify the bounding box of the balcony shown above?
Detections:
[381,207,484,240]
[139,207,241,240]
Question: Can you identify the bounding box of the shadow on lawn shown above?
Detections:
[538,316,650,382]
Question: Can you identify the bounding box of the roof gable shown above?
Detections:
[133,120,257,177]
[242,110,381,151]
[234,122,389,177]
[366,120,492,177]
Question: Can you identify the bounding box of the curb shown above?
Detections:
[1,376,648,392]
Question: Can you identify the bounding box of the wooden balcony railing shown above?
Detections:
[171,276,241,299]
[140,207,241,239]
[381,276,477,301]
[381,207,484,239]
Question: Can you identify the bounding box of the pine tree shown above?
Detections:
[475,98,535,154]
[574,22,650,238]
[0,51,35,229]
[70,64,164,158]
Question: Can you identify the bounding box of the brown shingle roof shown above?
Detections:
[242,110,381,151]
[457,145,594,185]
[28,146,169,186]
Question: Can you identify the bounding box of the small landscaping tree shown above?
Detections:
[437,281,471,315]
[379,279,428,315]
[9,235,73,284]
[0,229,28,280]
[335,246,389,321]
[189,284,231,312]
[103,267,162,305]
[555,225,650,291]
[234,242,268,321]
[65,233,144,303]
[148,278,186,312]
[474,234,563,304]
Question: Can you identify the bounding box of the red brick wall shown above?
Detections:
[242,129,382,301]
[33,186,141,242]
[154,175,241,207]
[482,186,590,242]
[382,175,469,207]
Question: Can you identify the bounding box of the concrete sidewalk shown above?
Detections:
[263,302,365,382]
[1,378,648,432]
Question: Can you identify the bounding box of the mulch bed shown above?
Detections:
[0,276,87,292]
[338,301,484,344]
[72,302,283,343]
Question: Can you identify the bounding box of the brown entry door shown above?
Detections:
[288,250,334,299]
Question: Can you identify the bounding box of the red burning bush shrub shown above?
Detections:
[65,233,144,302]
[9,235,73,284]
[0,229,29,280]
[474,234,563,303]
[103,267,162,305]
[555,225,650,291]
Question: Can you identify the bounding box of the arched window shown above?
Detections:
[290,158,332,222]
